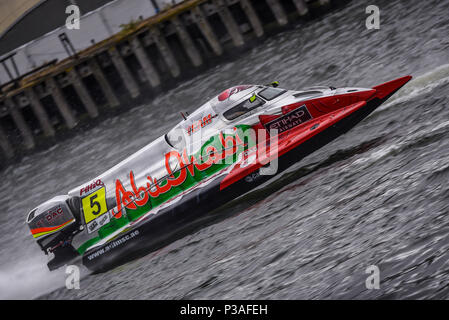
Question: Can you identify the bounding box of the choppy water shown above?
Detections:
[1,0,448,299]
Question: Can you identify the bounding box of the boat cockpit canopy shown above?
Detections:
[165,84,288,149]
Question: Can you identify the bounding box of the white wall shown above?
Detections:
[0,0,184,85]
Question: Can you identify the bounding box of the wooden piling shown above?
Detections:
[293,0,309,16]
[67,69,99,118]
[47,77,78,129]
[213,0,244,47]
[240,0,264,38]
[171,15,203,67]
[108,47,141,98]
[192,6,223,56]
[149,27,181,78]
[88,59,120,108]
[25,88,55,137]
[0,124,14,159]
[266,0,288,26]
[5,98,35,150]
[130,37,162,87]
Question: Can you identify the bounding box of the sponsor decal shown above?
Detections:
[80,179,104,196]
[36,206,65,228]
[218,85,253,101]
[88,220,98,233]
[82,187,108,224]
[110,130,246,219]
[187,114,215,136]
[264,105,312,134]
[87,230,140,261]
[87,211,111,234]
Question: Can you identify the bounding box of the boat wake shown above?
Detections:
[0,255,89,300]
[377,64,449,112]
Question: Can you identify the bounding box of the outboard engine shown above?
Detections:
[26,195,83,270]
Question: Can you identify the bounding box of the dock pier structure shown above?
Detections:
[0,0,343,163]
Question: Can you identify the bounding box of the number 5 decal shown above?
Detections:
[82,187,108,224]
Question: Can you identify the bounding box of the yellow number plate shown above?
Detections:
[82,187,108,224]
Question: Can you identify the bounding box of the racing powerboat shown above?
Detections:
[26,76,412,272]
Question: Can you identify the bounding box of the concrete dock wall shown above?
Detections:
[0,0,341,163]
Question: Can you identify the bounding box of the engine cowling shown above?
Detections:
[26,195,82,269]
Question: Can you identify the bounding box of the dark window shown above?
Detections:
[27,208,37,222]
[259,87,287,101]
[223,97,265,120]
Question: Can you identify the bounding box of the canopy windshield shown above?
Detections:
[166,85,258,150]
